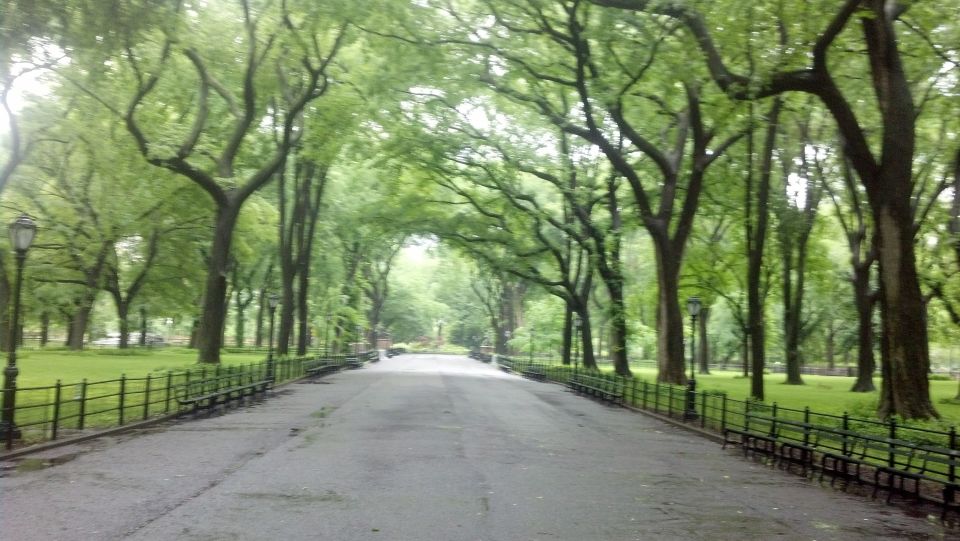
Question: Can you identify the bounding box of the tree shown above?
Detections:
[590,0,944,418]
[70,1,350,362]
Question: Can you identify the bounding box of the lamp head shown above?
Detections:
[9,214,37,253]
[268,293,280,310]
[686,296,702,317]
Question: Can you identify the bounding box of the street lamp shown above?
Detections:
[267,293,279,384]
[3,214,37,449]
[573,315,582,373]
[436,319,444,347]
[684,296,702,421]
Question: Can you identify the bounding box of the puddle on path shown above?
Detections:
[10,451,81,473]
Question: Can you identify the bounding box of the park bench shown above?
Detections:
[303,359,339,379]
[567,374,624,406]
[863,438,960,517]
[722,412,779,461]
[522,365,547,381]
[386,347,405,357]
[175,373,270,416]
[774,419,821,475]
[817,431,870,489]
[724,414,960,520]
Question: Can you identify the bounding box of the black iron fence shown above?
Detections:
[493,355,958,458]
[3,354,351,450]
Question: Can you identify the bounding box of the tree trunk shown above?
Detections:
[850,263,876,392]
[196,204,241,363]
[825,319,835,370]
[296,266,310,356]
[576,305,598,370]
[741,331,749,377]
[652,230,686,384]
[139,307,147,346]
[69,304,92,350]
[561,308,572,365]
[747,99,781,400]
[698,307,710,374]
[874,198,935,417]
[235,288,246,347]
[118,301,130,349]
[40,311,49,347]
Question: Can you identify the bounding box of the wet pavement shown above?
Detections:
[0,355,953,540]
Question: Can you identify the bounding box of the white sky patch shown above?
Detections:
[787,172,808,209]
[1,41,69,138]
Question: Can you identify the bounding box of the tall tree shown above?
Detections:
[71,1,349,362]
[590,0,943,418]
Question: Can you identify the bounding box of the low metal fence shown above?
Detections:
[491,355,958,452]
[3,354,350,450]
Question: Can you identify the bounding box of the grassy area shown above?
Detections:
[624,365,960,427]
[13,347,267,388]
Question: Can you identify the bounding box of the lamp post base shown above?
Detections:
[683,380,698,421]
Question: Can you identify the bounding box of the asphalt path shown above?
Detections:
[0,354,951,540]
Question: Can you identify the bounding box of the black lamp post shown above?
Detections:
[436,319,444,347]
[3,214,37,449]
[684,296,702,421]
[267,293,279,384]
[573,315,582,373]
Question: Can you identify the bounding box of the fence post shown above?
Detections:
[720,392,727,434]
[143,374,152,421]
[950,426,957,486]
[119,374,127,426]
[165,372,173,413]
[888,418,897,467]
[653,382,659,413]
[700,390,707,428]
[52,380,62,440]
[77,379,88,430]
[842,411,849,455]
[803,407,810,447]
[642,381,648,410]
[667,385,673,417]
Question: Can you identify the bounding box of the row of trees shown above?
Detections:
[1,0,957,419]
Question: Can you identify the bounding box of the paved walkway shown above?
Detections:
[0,355,951,540]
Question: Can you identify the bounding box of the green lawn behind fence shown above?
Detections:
[621,365,960,428]
[13,347,266,388]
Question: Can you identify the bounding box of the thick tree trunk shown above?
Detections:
[741,332,749,377]
[234,288,246,348]
[576,305,598,370]
[40,311,49,347]
[118,301,130,349]
[296,268,310,356]
[561,309,572,365]
[653,243,685,384]
[196,204,240,363]
[874,199,936,418]
[139,307,147,346]
[255,288,266,348]
[698,307,710,374]
[850,263,876,392]
[69,304,92,350]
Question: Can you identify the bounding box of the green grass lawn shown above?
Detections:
[13,347,267,389]
[625,365,960,427]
